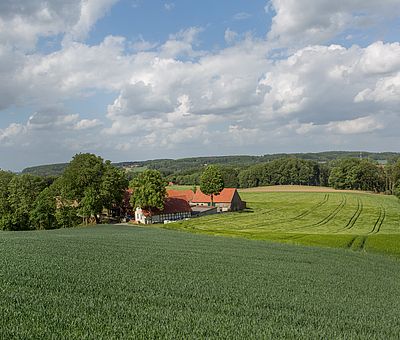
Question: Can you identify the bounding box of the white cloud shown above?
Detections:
[355,73,400,103]
[224,29,238,44]
[160,27,204,58]
[267,0,400,48]
[12,35,131,106]
[326,116,384,134]
[0,123,27,145]
[74,119,102,130]
[131,36,158,52]
[65,0,119,43]
[0,0,119,50]
[2,2,400,169]
[358,41,400,75]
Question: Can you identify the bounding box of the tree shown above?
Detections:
[100,161,129,211]
[394,183,400,199]
[200,165,224,205]
[59,153,128,224]
[0,170,15,230]
[60,153,105,200]
[30,187,58,230]
[129,170,166,212]
[328,158,360,189]
[7,174,47,230]
[219,166,239,188]
[79,187,103,224]
[328,158,385,192]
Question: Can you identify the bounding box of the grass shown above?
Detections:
[0,224,399,338]
[165,191,400,257]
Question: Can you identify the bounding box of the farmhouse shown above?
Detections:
[192,188,246,212]
[130,187,245,224]
[135,197,192,224]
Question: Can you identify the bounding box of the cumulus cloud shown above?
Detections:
[325,116,384,134]
[160,27,205,58]
[267,0,400,47]
[355,73,400,104]
[0,0,118,50]
[74,118,102,130]
[65,0,119,43]
[0,123,27,145]
[1,1,400,169]
[0,0,80,50]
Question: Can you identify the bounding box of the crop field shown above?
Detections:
[167,190,400,257]
[0,225,399,338]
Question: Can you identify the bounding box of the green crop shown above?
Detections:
[0,225,399,338]
[167,191,400,257]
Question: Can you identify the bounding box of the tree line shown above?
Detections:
[167,157,400,195]
[0,154,127,231]
[2,153,400,231]
[22,151,399,177]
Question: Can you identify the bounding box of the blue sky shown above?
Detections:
[1,0,400,170]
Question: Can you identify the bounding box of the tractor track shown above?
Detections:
[347,236,357,249]
[345,197,363,230]
[347,235,368,251]
[287,195,346,232]
[369,205,386,234]
[335,197,363,233]
[291,194,329,220]
[312,195,347,227]
[359,236,367,251]
[256,194,331,230]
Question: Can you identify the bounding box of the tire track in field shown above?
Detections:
[359,236,367,251]
[291,194,329,220]
[267,194,330,231]
[287,195,346,232]
[312,195,347,227]
[347,236,357,249]
[369,205,386,234]
[335,197,363,233]
[347,235,368,252]
[250,197,328,229]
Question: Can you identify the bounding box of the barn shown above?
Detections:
[191,188,246,212]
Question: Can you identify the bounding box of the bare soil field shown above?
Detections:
[240,185,373,194]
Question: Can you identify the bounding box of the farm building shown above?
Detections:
[135,197,192,224]
[192,188,246,212]
[166,189,195,203]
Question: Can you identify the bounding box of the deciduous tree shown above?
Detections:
[129,170,167,212]
[200,165,224,205]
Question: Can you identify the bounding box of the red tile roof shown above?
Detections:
[192,188,237,203]
[142,197,191,216]
[167,189,195,202]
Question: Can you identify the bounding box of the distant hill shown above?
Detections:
[21,163,69,177]
[21,151,400,177]
[21,161,141,176]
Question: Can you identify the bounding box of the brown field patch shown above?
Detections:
[239,185,374,194]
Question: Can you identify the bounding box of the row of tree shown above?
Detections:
[0,154,128,231]
[167,157,400,195]
[1,154,400,231]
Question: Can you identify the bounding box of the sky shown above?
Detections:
[1,0,400,171]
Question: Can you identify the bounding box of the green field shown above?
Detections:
[166,191,400,257]
[1,225,399,338]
